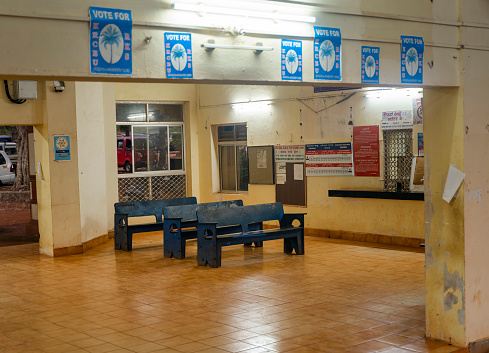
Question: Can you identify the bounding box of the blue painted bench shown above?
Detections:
[162,200,243,259]
[196,202,305,268]
[114,197,197,251]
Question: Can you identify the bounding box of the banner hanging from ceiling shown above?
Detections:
[165,32,193,78]
[401,36,424,84]
[90,7,132,75]
[361,46,380,84]
[281,39,302,81]
[314,27,341,81]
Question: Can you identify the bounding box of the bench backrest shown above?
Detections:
[163,200,243,223]
[114,197,197,222]
[197,202,284,232]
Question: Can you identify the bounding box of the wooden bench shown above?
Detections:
[162,200,243,259]
[114,197,197,251]
[196,202,305,268]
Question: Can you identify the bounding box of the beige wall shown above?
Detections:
[0,1,459,86]
[197,84,424,239]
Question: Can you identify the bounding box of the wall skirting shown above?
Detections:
[52,231,114,257]
[263,224,424,248]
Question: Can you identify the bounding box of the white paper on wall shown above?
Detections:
[276,174,286,185]
[294,164,304,181]
[443,164,466,203]
[276,162,286,174]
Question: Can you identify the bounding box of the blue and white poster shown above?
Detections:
[314,27,341,81]
[401,36,424,84]
[90,7,132,75]
[281,39,302,81]
[165,32,193,79]
[54,135,71,161]
[361,46,380,84]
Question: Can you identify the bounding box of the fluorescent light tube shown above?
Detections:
[173,3,316,23]
[201,43,273,51]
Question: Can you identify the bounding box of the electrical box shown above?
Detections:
[13,81,37,99]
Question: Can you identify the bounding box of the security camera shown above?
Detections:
[53,81,65,93]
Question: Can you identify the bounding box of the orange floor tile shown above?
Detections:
[0,234,462,353]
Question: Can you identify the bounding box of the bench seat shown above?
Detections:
[114,197,197,251]
[162,200,243,259]
[197,202,305,268]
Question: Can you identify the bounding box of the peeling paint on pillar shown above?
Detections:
[444,262,465,325]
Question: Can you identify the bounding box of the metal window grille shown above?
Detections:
[383,129,413,192]
[118,174,187,202]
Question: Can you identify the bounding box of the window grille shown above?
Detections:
[118,175,187,202]
[383,129,413,192]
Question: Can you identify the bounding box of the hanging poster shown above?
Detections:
[412,97,423,125]
[381,110,413,130]
[53,135,71,161]
[353,126,380,177]
[165,32,193,78]
[361,46,380,84]
[90,7,132,75]
[418,133,424,156]
[281,40,302,81]
[314,27,341,81]
[305,143,352,176]
[275,145,305,163]
[401,36,424,84]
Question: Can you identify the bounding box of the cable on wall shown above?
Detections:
[3,80,26,104]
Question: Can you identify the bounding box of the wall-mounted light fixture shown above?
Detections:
[202,40,273,53]
[365,88,422,99]
[53,81,65,93]
[172,3,316,23]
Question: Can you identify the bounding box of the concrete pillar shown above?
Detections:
[34,82,82,256]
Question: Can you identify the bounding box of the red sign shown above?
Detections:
[353,125,379,177]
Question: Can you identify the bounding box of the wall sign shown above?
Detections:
[306,143,352,176]
[418,133,424,156]
[401,36,424,84]
[90,7,132,75]
[412,97,423,125]
[165,32,193,78]
[281,40,302,81]
[275,145,305,163]
[353,126,379,177]
[314,27,341,81]
[361,46,380,84]
[381,110,413,130]
[54,135,71,161]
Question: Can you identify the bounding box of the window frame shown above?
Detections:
[217,124,248,193]
[116,101,186,178]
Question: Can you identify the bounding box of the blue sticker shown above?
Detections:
[54,135,71,161]
[361,46,380,84]
[281,39,302,81]
[314,27,341,81]
[90,7,132,75]
[165,32,193,79]
[401,36,424,84]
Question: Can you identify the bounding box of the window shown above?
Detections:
[383,129,413,192]
[116,103,184,174]
[116,102,187,202]
[218,125,249,192]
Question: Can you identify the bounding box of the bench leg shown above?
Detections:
[198,239,221,268]
[284,233,304,255]
[164,231,186,259]
[121,231,133,252]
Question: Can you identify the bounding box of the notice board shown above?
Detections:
[248,146,274,184]
[305,143,353,176]
[275,145,306,207]
[353,125,380,177]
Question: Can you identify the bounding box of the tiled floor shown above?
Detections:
[0,234,462,353]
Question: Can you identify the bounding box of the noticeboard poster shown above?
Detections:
[305,143,353,176]
[275,145,305,163]
[401,35,424,84]
[381,110,413,130]
[353,126,379,177]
